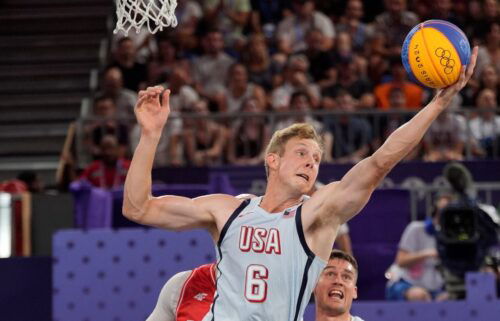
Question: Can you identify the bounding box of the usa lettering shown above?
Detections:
[239,226,282,254]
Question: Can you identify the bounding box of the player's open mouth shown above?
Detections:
[328,289,344,299]
[296,174,309,181]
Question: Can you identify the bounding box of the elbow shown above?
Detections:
[122,199,152,223]
[122,203,142,223]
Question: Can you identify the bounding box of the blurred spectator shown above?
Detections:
[86,96,129,159]
[469,89,500,157]
[174,0,203,51]
[271,55,320,110]
[0,179,28,194]
[429,0,462,27]
[109,37,148,91]
[249,0,291,36]
[322,59,373,109]
[374,59,424,110]
[276,0,335,53]
[408,0,432,21]
[165,66,199,113]
[129,67,191,167]
[476,22,500,81]
[241,33,275,91]
[331,32,355,65]
[17,171,44,193]
[112,27,157,64]
[148,37,183,85]
[365,50,390,86]
[222,63,267,113]
[226,98,270,165]
[462,0,484,41]
[479,65,500,105]
[80,135,131,189]
[483,0,499,25]
[373,0,419,58]
[98,67,137,118]
[204,0,251,47]
[423,109,466,161]
[301,29,336,88]
[273,91,333,159]
[325,91,372,164]
[336,0,372,53]
[183,99,227,166]
[386,193,451,301]
[191,30,235,110]
[273,91,331,143]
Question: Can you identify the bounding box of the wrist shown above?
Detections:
[141,130,162,143]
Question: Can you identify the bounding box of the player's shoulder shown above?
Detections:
[194,193,256,214]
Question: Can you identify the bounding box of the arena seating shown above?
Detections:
[0,0,111,184]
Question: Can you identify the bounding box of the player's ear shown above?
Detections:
[353,286,358,300]
[266,153,279,172]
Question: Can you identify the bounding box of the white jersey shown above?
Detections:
[203,196,327,321]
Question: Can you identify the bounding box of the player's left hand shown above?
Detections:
[434,46,478,107]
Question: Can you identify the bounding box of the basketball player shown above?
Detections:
[123,47,477,321]
[147,250,363,321]
[314,250,364,321]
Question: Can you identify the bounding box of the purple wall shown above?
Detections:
[52,229,499,321]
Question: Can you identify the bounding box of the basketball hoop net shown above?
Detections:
[114,0,178,35]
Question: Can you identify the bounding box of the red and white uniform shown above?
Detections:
[146,264,216,321]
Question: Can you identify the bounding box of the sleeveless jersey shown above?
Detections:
[176,264,216,321]
[203,196,327,321]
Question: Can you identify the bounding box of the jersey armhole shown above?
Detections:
[295,205,315,259]
[217,199,251,247]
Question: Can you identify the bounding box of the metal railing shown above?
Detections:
[75,107,500,167]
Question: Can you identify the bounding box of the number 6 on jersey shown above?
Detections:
[244,264,268,302]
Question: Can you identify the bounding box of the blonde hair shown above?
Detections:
[264,123,323,176]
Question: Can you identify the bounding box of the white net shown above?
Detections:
[114,0,178,35]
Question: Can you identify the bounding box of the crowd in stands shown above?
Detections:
[82,0,500,172]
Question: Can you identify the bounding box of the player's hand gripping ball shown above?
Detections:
[401,19,471,89]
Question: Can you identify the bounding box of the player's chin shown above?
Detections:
[297,182,312,194]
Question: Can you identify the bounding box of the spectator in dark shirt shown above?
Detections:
[227,97,270,165]
[250,0,291,36]
[109,37,148,92]
[87,95,129,159]
[373,0,420,58]
[325,91,372,164]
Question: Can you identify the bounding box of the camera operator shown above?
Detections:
[386,193,451,301]
[436,162,500,299]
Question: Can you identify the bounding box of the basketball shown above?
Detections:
[401,20,471,89]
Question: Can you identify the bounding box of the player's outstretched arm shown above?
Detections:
[123,86,236,232]
[122,86,170,224]
[313,47,478,225]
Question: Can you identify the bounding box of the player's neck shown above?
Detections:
[261,183,303,213]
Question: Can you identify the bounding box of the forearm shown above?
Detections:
[123,134,160,220]
[373,100,446,170]
[396,250,432,268]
